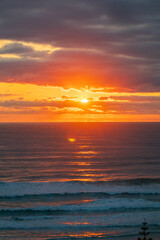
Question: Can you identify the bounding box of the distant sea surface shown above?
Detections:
[0,123,160,240]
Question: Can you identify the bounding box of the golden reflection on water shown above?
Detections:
[42,175,120,182]
[68,142,102,180]
[60,231,117,238]
[64,222,90,226]
[46,199,94,206]
[77,162,91,166]
[68,137,76,142]
[76,151,98,155]
[79,144,88,149]
[75,155,94,159]
[75,168,103,172]
[70,169,114,182]
[41,141,120,182]
[75,145,98,159]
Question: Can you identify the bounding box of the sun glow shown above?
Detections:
[81,98,88,103]
[68,138,76,142]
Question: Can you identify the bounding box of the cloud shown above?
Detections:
[99,97,109,101]
[0,40,61,61]
[0,43,34,54]
[0,0,159,91]
[0,99,83,109]
[61,95,77,100]
[99,95,160,102]
[0,93,16,98]
[0,96,160,115]
[108,96,160,102]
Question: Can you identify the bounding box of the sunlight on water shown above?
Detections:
[1,123,159,182]
[0,123,160,239]
[63,231,117,238]
[76,162,91,166]
[76,150,98,155]
[68,137,76,142]
[63,221,90,225]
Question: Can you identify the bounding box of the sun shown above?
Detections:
[81,98,88,103]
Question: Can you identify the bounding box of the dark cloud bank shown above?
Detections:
[0,0,160,91]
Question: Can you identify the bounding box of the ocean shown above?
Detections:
[0,122,160,240]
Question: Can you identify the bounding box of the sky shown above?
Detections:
[0,0,160,122]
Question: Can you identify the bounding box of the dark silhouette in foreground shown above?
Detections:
[138,221,153,240]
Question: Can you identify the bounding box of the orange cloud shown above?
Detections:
[0,82,160,122]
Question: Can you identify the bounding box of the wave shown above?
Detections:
[0,221,160,232]
[1,191,160,200]
[113,178,160,185]
[47,232,160,240]
[0,207,159,216]
[9,216,160,229]
[0,179,160,197]
[1,178,160,185]
[0,198,160,215]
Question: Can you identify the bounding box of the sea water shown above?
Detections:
[0,123,160,239]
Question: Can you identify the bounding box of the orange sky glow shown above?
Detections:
[0,81,160,122]
[0,1,160,122]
